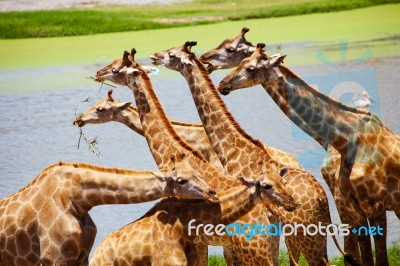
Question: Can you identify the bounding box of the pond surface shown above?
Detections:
[0,56,399,259]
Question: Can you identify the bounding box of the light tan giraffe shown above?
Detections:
[0,160,219,266]
[200,27,372,264]
[94,48,297,265]
[89,161,297,266]
[73,89,224,172]
[150,41,359,266]
[218,44,400,266]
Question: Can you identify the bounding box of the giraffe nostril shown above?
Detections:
[208,190,217,196]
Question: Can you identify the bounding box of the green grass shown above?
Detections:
[0,0,398,39]
[0,4,399,71]
[208,243,400,266]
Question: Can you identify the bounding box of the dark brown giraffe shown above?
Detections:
[218,43,400,266]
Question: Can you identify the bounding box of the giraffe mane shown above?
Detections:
[5,161,153,198]
[128,105,203,128]
[278,65,372,115]
[215,37,253,50]
[192,57,267,151]
[56,161,152,175]
[137,65,209,162]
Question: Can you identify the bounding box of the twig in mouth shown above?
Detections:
[86,76,116,89]
[77,127,100,157]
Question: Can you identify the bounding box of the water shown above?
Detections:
[0,56,399,260]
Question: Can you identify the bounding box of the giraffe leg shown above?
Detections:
[284,236,300,266]
[223,246,234,266]
[290,235,327,266]
[334,185,364,265]
[229,208,280,266]
[78,214,97,266]
[368,209,389,266]
[185,243,208,266]
[220,209,281,266]
[357,234,373,266]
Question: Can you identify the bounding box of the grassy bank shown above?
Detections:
[209,243,400,266]
[0,0,398,39]
[0,4,399,71]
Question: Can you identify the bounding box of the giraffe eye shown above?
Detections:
[169,52,175,58]
[112,68,118,74]
[97,107,105,112]
[279,168,288,177]
[226,47,236,53]
[247,66,255,72]
[261,183,273,190]
[177,178,188,185]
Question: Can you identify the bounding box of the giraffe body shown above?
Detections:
[150,42,336,265]
[200,28,374,264]
[0,161,218,266]
[218,44,400,266]
[93,49,297,265]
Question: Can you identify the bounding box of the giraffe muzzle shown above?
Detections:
[73,117,85,127]
[219,85,232,96]
[207,189,219,203]
[282,196,299,212]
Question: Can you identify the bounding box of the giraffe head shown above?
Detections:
[156,155,219,203]
[95,49,158,86]
[150,40,200,72]
[200,27,255,73]
[218,43,286,95]
[73,89,132,127]
[239,166,297,212]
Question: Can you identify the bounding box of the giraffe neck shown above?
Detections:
[262,66,327,149]
[180,59,270,176]
[117,105,205,142]
[263,72,379,160]
[56,163,166,215]
[115,106,145,136]
[218,184,259,223]
[125,71,206,168]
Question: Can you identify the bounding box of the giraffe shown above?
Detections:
[0,160,219,266]
[199,27,371,263]
[94,48,297,265]
[73,89,224,171]
[89,163,298,266]
[218,43,400,266]
[149,41,358,266]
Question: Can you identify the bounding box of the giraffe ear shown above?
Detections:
[237,43,255,55]
[152,171,169,181]
[182,52,194,67]
[142,66,160,76]
[120,66,141,76]
[115,102,131,110]
[246,44,256,54]
[237,176,256,188]
[270,54,286,67]
[107,89,114,101]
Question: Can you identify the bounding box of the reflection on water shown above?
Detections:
[0,57,399,258]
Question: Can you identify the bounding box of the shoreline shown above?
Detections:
[0,0,190,12]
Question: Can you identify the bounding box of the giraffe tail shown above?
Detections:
[331,234,362,266]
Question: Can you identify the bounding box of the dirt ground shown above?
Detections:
[0,0,190,12]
